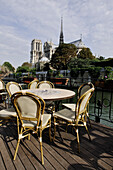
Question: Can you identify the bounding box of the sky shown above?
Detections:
[0,0,113,68]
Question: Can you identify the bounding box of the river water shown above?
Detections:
[63,87,113,128]
[89,89,113,128]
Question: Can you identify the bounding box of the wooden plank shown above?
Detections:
[52,129,95,169]
[81,144,112,169]
[8,125,38,170]
[0,120,113,169]
[11,125,56,169]
[51,140,94,169]
[3,124,36,170]
[43,140,75,169]
[91,121,113,135]
[81,130,113,168]
[84,128,113,153]
[30,134,65,169]
[0,151,6,170]
[20,140,45,170]
[0,131,15,170]
[56,125,113,169]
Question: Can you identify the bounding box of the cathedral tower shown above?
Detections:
[30,39,42,67]
[59,17,64,45]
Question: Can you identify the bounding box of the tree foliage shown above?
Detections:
[97,56,105,61]
[22,62,32,67]
[16,66,29,73]
[93,58,113,67]
[68,58,92,69]
[16,65,36,77]
[77,48,95,59]
[3,62,15,72]
[88,67,102,79]
[104,66,112,77]
[51,43,77,70]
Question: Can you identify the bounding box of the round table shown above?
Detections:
[23,88,75,101]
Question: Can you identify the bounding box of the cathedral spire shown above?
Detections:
[59,17,64,45]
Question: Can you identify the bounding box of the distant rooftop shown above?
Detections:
[69,39,86,49]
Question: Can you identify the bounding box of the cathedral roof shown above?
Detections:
[69,39,86,48]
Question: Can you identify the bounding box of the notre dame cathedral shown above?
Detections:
[30,18,86,69]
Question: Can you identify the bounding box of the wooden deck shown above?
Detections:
[0,120,113,170]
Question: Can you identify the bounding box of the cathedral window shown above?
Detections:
[38,43,40,51]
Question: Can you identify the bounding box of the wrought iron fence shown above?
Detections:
[46,76,113,127]
[90,87,113,125]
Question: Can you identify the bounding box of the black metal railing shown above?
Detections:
[46,76,113,127]
[90,87,113,125]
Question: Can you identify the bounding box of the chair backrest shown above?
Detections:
[37,81,54,89]
[0,79,5,90]
[28,79,39,89]
[6,82,22,98]
[78,82,94,99]
[12,92,45,127]
[75,87,94,123]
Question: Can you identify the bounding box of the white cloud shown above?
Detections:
[0,0,113,68]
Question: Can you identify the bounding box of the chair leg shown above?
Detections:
[76,128,80,153]
[86,104,92,128]
[49,125,52,142]
[65,122,68,132]
[53,117,56,141]
[0,120,3,126]
[13,139,20,160]
[28,134,30,140]
[74,127,80,153]
[17,117,19,137]
[85,125,91,141]
[53,127,56,142]
[39,130,44,165]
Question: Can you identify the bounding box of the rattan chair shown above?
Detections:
[28,79,39,89]
[6,81,22,98]
[37,81,54,89]
[0,91,18,126]
[13,91,51,165]
[37,81,55,113]
[53,87,94,153]
[0,79,8,108]
[62,82,94,127]
[0,107,17,126]
[0,79,5,91]
[6,81,22,107]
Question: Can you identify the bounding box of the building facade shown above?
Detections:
[43,41,57,61]
[30,39,42,67]
[30,39,57,68]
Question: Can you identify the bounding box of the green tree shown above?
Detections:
[98,56,105,61]
[68,58,92,69]
[22,62,32,67]
[77,48,95,59]
[29,67,36,76]
[3,62,15,72]
[105,66,112,78]
[16,66,29,73]
[51,43,77,70]
[88,67,102,80]
[16,65,37,77]
[70,68,79,78]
